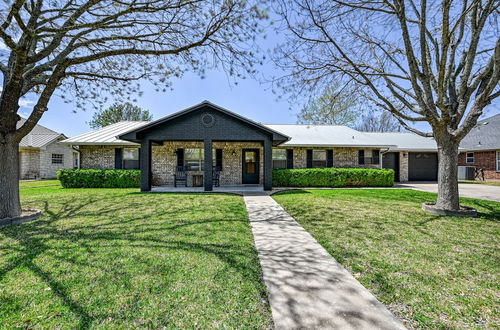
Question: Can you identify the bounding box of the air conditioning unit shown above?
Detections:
[458,166,475,180]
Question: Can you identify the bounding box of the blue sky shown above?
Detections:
[31,67,297,137]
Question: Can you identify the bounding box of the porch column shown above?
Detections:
[264,139,272,191]
[140,139,152,191]
[204,139,213,191]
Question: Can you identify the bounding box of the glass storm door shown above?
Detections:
[242,149,259,184]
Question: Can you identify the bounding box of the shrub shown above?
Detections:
[57,169,141,188]
[272,168,394,187]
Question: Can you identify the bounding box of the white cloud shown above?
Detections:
[18,99,35,108]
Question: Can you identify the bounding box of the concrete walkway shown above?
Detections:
[244,194,406,330]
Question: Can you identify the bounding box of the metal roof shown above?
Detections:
[364,132,438,151]
[264,124,396,147]
[61,121,150,145]
[459,113,500,151]
[17,118,66,148]
[60,115,442,152]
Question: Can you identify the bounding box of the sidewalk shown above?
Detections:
[244,194,406,330]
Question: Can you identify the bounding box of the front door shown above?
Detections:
[242,149,259,184]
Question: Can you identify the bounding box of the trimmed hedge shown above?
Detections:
[57,169,141,188]
[272,168,394,187]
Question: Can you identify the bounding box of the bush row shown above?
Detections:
[57,169,140,188]
[272,168,394,187]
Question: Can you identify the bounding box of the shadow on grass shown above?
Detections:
[0,194,267,328]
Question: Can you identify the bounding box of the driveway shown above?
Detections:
[397,182,500,202]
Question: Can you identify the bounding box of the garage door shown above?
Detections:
[408,152,438,181]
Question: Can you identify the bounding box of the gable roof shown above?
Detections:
[459,113,500,151]
[364,132,438,151]
[62,121,149,145]
[17,118,66,148]
[264,125,396,148]
[118,101,290,143]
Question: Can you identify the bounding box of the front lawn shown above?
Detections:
[19,179,61,188]
[273,189,499,329]
[0,187,272,328]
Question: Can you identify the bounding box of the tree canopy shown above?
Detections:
[0,0,267,219]
[88,103,153,129]
[274,0,499,211]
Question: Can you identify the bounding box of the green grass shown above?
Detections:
[459,180,500,186]
[19,179,61,188]
[0,187,272,328]
[273,189,500,329]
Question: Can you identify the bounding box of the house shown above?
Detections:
[17,118,76,179]
[458,113,500,180]
[62,101,440,191]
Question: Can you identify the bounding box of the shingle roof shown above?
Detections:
[61,121,150,145]
[17,118,65,148]
[264,125,396,147]
[364,132,438,151]
[459,113,500,151]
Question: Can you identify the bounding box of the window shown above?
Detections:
[312,150,327,168]
[123,148,140,169]
[272,149,287,169]
[358,149,380,165]
[466,152,474,164]
[51,154,63,164]
[184,149,216,171]
[497,151,500,171]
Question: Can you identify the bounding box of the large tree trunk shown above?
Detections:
[0,138,21,219]
[435,139,460,211]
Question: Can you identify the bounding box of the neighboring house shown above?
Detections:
[62,101,440,191]
[458,113,500,180]
[18,118,76,179]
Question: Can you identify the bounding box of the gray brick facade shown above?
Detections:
[19,138,74,180]
[79,143,394,186]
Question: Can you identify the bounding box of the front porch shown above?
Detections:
[117,102,289,192]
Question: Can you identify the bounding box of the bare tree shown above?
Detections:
[274,0,499,211]
[0,0,266,219]
[297,83,360,125]
[356,111,401,132]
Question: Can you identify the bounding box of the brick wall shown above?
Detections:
[151,141,263,186]
[458,150,500,180]
[79,143,396,185]
[80,145,116,169]
[39,139,74,179]
[400,152,409,182]
[19,148,40,179]
[274,147,382,169]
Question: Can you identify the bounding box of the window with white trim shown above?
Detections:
[123,148,140,169]
[312,150,327,168]
[272,149,287,169]
[51,154,63,164]
[184,149,216,171]
[497,151,500,171]
[466,152,474,164]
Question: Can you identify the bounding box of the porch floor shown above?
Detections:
[151,185,264,194]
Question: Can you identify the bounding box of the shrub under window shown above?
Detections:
[272,168,394,187]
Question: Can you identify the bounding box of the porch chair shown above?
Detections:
[213,166,221,187]
[174,166,188,187]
